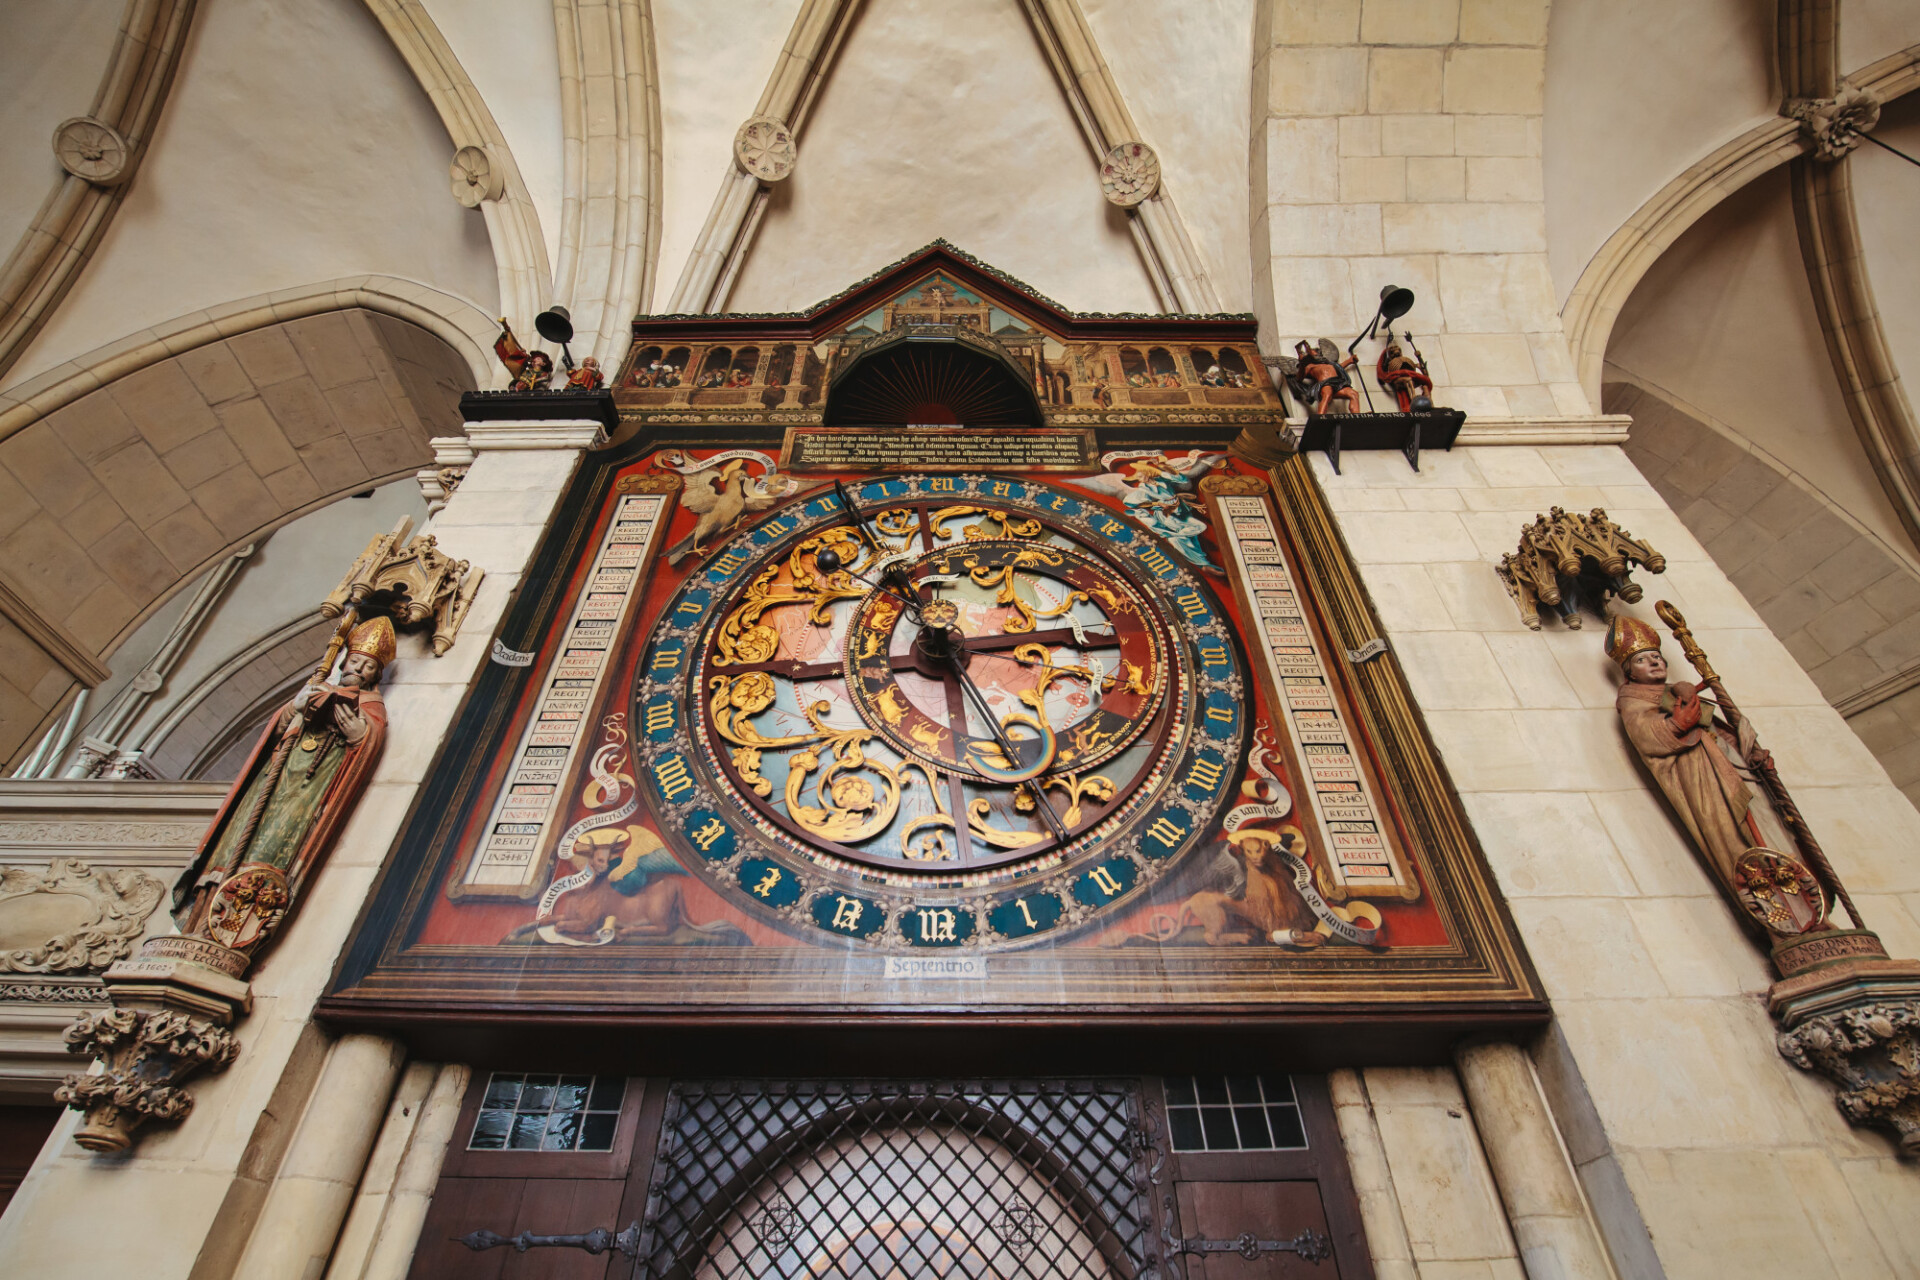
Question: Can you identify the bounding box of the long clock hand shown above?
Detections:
[936,647,1068,844]
[832,479,923,607]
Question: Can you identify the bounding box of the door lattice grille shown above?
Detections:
[634,1080,1163,1279]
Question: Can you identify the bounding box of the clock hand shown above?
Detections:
[812,546,923,623]
[832,479,924,608]
[937,647,1069,844]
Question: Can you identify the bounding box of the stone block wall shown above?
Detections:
[1313,443,1920,1278]
[1252,0,1588,419]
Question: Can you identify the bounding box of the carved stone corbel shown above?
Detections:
[1496,507,1666,629]
[1778,990,1920,1155]
[56,1005,241,1153]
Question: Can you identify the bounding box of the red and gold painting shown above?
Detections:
[325,248,1538,1036]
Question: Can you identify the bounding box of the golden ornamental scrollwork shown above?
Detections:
[929,505,1043,541]
[786,734,903,843]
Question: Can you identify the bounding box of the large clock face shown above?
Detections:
[636,474,1252,949]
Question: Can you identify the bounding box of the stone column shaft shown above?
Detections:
[325,1062,471,1280]
[1327,1068,1418,1280]
[231,1034,407,1280]
[1454,1041,1617,1280]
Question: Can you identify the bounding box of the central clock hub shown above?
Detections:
[845,540,1167,789]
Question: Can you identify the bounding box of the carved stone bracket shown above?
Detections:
[1770,930,1920,1156]
[56,1003,241,1153]
[1780,995,1920,1154]
[1784,85,1882,161]
[0,859,165,974]
[1495,506,1666,630]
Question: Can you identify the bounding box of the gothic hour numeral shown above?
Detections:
[1146,816,1185,847]
[1184,757,1225,793]
[1137,548,1178,578]
[653,754,694,799]
[916,908,958,942]
[644,701,675,735]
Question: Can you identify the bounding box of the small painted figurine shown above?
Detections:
[1376,337,1434,412]
[1293,340,1360,415]
[1608,614,1820,937]
[494,319,553,391]
[565,355,604,391]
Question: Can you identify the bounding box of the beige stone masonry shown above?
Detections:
[324,1062,470,1280]
[0,418,604,1280]
[1313,443,1920,1277]
[1364,1065,1527,1278]
[230,1033,407,1280]
[1455,1041,1615,1280]
[1328,1068,1418,1280]
[1253,0,1586,421]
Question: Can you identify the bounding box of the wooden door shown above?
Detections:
[406,1072,663,1280]
[1157,1075,1373,1280]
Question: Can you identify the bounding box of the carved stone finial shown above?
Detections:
[1495,507,1666,630]
[1785,84,1882,161]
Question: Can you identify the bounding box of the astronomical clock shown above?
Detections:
[325,244,1539,1041]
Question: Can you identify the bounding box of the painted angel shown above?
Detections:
[1077,449,1225,570]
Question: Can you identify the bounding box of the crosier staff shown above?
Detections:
[1655,601,1862,929]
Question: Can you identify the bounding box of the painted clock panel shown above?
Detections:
[330,438,1537,1017]
[630,472,1246,950]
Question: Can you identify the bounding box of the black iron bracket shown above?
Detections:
[457,1221,642,1258]
[1164,1225,1334,1264]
